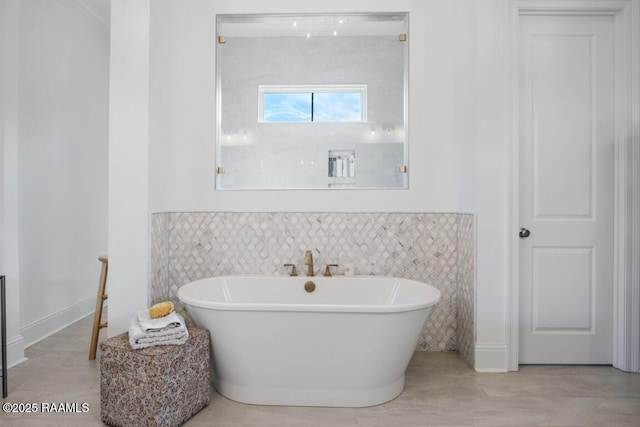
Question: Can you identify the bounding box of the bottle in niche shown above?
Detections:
[328,150,355,178]
[348,153,355,177]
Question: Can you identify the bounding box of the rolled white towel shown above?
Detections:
[137,309,183,332]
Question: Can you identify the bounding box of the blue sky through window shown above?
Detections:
[313,92,362,122]
[262,91,362,123]
[263,93,312,122]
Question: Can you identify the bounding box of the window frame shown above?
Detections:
[257,84,368,123]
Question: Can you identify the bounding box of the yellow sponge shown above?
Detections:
[149,301,174,318]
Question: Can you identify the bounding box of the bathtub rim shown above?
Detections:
[178,274,441,314]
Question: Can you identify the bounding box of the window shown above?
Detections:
[259,85,367,123]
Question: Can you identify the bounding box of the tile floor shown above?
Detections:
[2,314,640,426]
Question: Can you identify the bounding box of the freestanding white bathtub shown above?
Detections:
[178,275,441,407]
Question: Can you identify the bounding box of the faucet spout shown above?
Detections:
[303,250,314,276]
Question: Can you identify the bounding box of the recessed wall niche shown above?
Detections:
[215,13,409,189]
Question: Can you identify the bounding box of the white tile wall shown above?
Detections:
[150,212,475,353]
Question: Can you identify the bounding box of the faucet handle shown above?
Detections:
[284,264,298,276]
[323,264,339,277]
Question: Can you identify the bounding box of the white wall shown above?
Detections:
[0,0,109,365]
[149,0,173,216]
[113,0,513,370]
[474,0,510,371]
[0,0,26,368]
[145,0,468,213]
[108,0,151,336]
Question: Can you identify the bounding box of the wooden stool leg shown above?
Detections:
[89,256,108,360]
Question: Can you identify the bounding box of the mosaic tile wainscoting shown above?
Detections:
[150,212,476,366]
[456,214,476,367]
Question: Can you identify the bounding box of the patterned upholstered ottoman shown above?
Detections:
[100,326,210,427]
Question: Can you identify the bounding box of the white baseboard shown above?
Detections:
[21,296,96,348]
[474,344,509,372]
[4,335,27,369]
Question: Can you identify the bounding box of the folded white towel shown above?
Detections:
[128,313,189,350]
[130,332,189,349]
[137,309,183,332]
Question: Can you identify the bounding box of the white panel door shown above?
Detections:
[519,15,614,364]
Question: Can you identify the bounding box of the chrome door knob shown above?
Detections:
[519,228,531,238]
